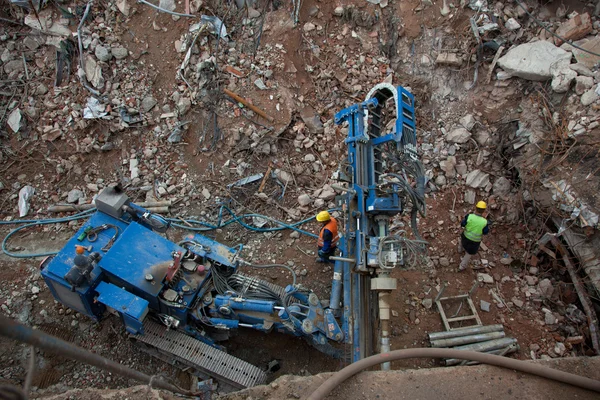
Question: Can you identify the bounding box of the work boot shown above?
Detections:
[457,265,467,272]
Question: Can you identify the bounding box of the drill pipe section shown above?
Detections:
[444,344,519,366]
[428,324,504,341]
[0,315,196,397]
[430,331,506,348]
[454,337,517,352]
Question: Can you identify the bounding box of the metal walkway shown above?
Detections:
[132,320,267,389]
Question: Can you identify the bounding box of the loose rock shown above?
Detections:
[497,41,572,81]
[446,127,471,144]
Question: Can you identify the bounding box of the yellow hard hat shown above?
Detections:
[316,211,331,222]
[476,201,487,209]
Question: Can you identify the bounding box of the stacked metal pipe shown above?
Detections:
[428,325,519,366]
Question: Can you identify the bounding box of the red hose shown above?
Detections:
[307,349,600,400]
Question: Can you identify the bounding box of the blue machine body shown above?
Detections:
[41,185,344,357]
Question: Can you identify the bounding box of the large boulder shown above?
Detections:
[497,41,572,81]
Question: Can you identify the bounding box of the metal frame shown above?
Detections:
[435,281,482,331]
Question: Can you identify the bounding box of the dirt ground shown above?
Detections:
[1,0,599,397]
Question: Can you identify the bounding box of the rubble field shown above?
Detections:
[2,0,600,398]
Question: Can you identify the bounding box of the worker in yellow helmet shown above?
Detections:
[458,201,490,272]
[316,211,340,263]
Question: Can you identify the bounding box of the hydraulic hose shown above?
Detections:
[0,210,95,258]
[307,348,600,400]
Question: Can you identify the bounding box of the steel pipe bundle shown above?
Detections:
[428,324,518,366]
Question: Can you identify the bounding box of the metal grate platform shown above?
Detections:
[133,320,267,389]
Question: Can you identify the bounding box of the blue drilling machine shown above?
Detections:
[40,83,426,390]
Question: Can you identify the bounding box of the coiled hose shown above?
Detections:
[0,209,96,258]
[307,348,600,400]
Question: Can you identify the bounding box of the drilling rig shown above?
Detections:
[40,83,426,390]
[328,83,427,367]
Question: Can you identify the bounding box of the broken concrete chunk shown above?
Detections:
[422,299,433,309]
[505,18,521,31]
[254,78,267,90]
[304,154,316,162]
[492,176,511,196]
[318,185,336,201]
[575,76,594,95]
[464,189,476,204]
[554,13,592,46]
[512,298,524,308]
[84,55,104,88]
[23,36,42,51]
[446,127,471,144]
[538,278,554,298]
[18,185,35,217]
[465,169,490,188]
[158,0,176,12]
[141,96,158,113]
[247,7,261,18]
[7,108,22,133]
[116,0,130,16]
[581,87,599,106]
[572,37,600,69]
[177,97,192,115]
[130,158,139,180]
[275,169,292,184]
[24,13,71,37]
[477,273,494,284]
[112,47,128,60]
[480,300,491,312]
[300,109,324,134]
[544,311,557,325]
[201,188,211,200]
[95,45,112,62]
[550,65,577,93]
[440,156,457,177]
[570,63,594,77]
[298,194,312,206]
[459,114,476,131]
[4,59,24,75]
[67,189,84,204]
[524,275,539,286]
[497,41,572,81]
[435,52,462,67]
[303,22,316,32]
